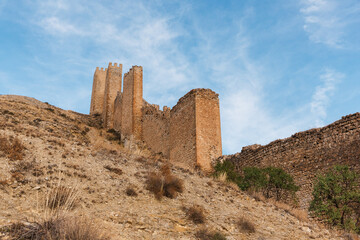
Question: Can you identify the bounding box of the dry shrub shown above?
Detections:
[290,208,308,222]
[104,165,123,175]
[146,164,184,200]
[271,199,291,212]
[195,229,227,240]
[270,199,308,222]
[250,191,265,202]
[11,171,25,182]
[0,179,8,185]
[343,233,360,240]
[125,187,138,197]
[0,136,25,160]
[2,216,108,240]
[0,136,10,153]
[238,217,256,233]
[185,205,206,224]
[46,185,78,210]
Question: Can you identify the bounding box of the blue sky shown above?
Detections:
[0,0,359,154]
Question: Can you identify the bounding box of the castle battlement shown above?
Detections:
[108,62,122,68]
[90,62,222,171]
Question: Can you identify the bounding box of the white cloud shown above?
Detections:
[311,68,343,126]
[16,0,193,109]
[300,0,360,48]
[39,17,83,36]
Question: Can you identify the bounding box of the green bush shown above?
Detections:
[213,160,242,185]
[309,165,360,233]
[213,161,299,202]
[239,167,267,192]
[262,167,299,201]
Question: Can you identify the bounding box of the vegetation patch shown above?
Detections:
[106,129,121,143]
[238,217,256,233]
[195,229,227,240]
[1,216,108,240]
[104,165,123,175]
[46,185,78,210]
[125,187,138,197]
[309,165,360,233]
[184,205,206,224]
[213,160,299,203]
[0,135,25,160]
[146,164,184,200]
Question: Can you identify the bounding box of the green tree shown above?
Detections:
[263,167,299,201]
[239,167,267,191]
[213,161,299,203]
[309,165,360,233]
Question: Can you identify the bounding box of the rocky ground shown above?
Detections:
[0,95,356,239]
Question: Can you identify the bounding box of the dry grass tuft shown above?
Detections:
[184,205,206,224]
[104,165,123,175]
[125,187,138,197]
[0,135,25,160]
[238,217,256,233]
[1,216,108,240]
[146,164,184,200]
[289,208,308,222]
[195,229,227,240]
[270,199,309,222]
[343,233,360,240]
[46,185,78,210]
[249,191,266,202]
[0,179,8,185]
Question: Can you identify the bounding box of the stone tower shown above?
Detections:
[90,67,107,115]
[169,89,222,172]
[121,66,143,140]
[103,63,122,129]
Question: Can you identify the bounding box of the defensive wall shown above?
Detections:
[90,62,222,171]
[219,113,360,208]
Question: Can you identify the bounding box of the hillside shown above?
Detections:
[0,95,353,239]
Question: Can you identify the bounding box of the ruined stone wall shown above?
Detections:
[170,91,197,169]
[103,63,122,129]
[121,66,143,139]
[195,89,222,172]
[221,113,360,208]
[142,102,170,158]
[90,67,107,115]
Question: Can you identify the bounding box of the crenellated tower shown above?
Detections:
[103,62,122,129]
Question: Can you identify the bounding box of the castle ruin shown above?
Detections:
[90,63,222,172]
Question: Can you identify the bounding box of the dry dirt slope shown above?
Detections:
[0,95,351,239]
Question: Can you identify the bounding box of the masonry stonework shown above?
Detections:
[90,67,107,115]
[103,63,122,129]
[90,62,222,171]
[220,113,360,208]
[195,90,222,172]
[142,103,170,158]
[170,91,197,169]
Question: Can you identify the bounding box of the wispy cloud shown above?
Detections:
[300,0,360,48]
[14,0,193,109]
[39,17,83,36]
[311,68,343,126]
[191,13,314,153]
